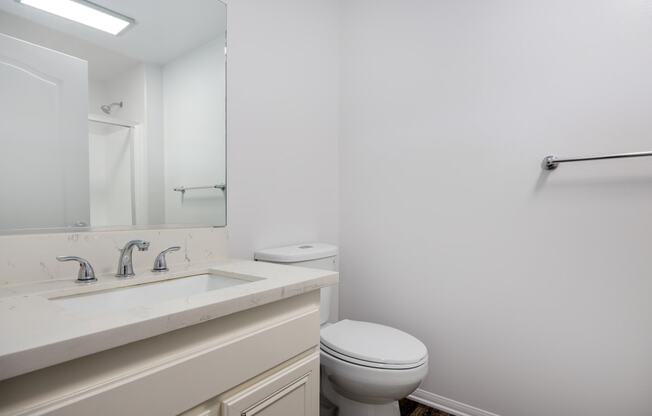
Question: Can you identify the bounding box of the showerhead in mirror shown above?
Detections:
[100,101,123,115]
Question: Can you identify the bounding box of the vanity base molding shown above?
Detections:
[0,292,320,416]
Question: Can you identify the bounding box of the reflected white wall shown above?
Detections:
[0,32,89,230]
[87,63,166,227]
[143,64,166,225]
[87,44,226,229]
[163,37,226,225]
[0,7,225,231]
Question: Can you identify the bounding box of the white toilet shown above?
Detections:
[254,243,428,416]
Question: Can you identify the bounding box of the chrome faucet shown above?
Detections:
[116,240,150,278]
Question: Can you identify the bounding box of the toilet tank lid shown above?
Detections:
[254,243,338,263]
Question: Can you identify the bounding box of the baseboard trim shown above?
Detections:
[408,389,501,416]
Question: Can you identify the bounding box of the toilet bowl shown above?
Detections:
[254,244,429,416]
[320,319,428,416]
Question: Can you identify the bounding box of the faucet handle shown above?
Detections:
[57,256,97,283]
[152,246,181,272]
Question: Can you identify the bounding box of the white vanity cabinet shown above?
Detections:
[182,352,319,416]
[0,292,321,416]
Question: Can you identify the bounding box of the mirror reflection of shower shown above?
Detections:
[100,101,123,115]
[88,118,138,227]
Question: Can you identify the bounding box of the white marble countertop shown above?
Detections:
[0,260,338,381]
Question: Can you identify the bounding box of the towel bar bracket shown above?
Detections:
[542,156,559,170]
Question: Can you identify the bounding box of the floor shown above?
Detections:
[399,399,453,416]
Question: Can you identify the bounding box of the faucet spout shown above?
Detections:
[116,240,150,278]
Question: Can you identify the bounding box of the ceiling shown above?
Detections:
[0,0,226,64]
[0,10,138,80]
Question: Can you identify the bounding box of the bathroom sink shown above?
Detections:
[50,273,254,314]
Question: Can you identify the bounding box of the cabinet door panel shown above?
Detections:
[241,375,308,416]
[220,352,319,416]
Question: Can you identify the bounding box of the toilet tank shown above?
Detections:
[254,243,337,324]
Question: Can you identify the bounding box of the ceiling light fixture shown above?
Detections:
[16,0,135,36]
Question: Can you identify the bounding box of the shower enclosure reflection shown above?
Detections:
[88,119,137,227]
[0,0,227,232]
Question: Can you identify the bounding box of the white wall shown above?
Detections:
[339,1,652,415]
[226,0,340,259]
[163,37,226,226]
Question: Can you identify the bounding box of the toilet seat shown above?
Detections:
[320,343,428,370]
[320,320,428,370]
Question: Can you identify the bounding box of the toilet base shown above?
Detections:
[333,395,400,416]
[321,370,400,416]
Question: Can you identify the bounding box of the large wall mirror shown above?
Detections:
[0,0,227,233]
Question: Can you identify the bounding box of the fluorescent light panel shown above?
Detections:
[17,0,134,36]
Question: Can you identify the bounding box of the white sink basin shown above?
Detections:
[50,273,254,313]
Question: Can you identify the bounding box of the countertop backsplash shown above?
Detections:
[0,227,228,286]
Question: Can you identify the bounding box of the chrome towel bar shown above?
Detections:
[173,184,226,194]
[542,151,652,170]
